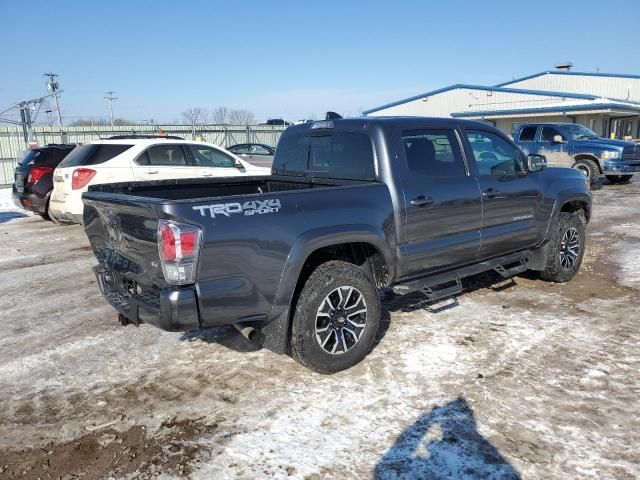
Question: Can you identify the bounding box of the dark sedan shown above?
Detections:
[12,143,75,220]
[226,143,275,168]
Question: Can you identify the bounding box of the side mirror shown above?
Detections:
[553,134,566,144]
[527,154,546,172]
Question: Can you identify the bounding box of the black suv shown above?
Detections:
[12,144,75,219]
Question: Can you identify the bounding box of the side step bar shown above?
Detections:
[392,250,532,297]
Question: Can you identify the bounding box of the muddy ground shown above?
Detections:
[0,180,638,479]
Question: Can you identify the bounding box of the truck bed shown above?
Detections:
[85,175,364,202]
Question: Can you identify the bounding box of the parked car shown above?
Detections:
[227,143,275,168]
[12,143,76,220]
[263,118,291,126]
[514,122,640,185]
[82,117,591,373]
[49,137,269,224]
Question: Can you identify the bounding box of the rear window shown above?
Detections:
[59,144,133,167]
[19,149,44,166]
[309,133,375,180]
[518,126,537,142]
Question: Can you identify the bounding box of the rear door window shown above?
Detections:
[401,129,466,177]
[518,126,537,142]
[59,144,133,167]
[144,144,188,166]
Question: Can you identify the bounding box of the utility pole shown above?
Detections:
[45,109,53,128]
[105,91,117,128]
[44,73,63,132]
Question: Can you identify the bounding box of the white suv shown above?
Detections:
[49,137,270,224]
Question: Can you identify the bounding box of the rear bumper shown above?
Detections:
[94,265,200,331]
[49,208,84,224]
[12,191,47,214]
[602,160,640,175]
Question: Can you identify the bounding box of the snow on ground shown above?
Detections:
[0,180,639,479]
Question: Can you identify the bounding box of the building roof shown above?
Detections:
[496,70,640,87]
[450,98,640,119]
[362,84,598,115]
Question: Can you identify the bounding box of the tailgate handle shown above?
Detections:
[410,196,433,207]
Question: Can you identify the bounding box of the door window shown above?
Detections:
[142,144,188,166]
[465,130,524,176]
[518,126,537,142]
[250,145,272,155]
[189,145,236,168]
[540,127,565,142]
[229,145,251,154]
[401,129,466,177]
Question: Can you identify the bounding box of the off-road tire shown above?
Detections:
[290,260,380,374]
[605,174,633,184]
[573,158,600,186]
[540,211,586,283]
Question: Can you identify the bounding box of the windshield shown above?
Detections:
[573,125,600,140]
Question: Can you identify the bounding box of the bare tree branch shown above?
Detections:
[228,109,255,126]
[211,106,229,124]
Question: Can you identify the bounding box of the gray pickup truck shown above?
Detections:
[82,117,591,373]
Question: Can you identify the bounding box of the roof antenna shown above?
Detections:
[325,111,343,120]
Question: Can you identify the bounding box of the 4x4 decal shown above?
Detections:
[193,199,281,218]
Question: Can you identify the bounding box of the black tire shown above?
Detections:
[290,260,380,374]
[573,158,599,186]
[605,174,633,184]
[539,211,586,283]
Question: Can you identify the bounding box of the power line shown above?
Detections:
[105,91,118,127]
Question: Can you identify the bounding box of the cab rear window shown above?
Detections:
[273,130,375,180]
[59,144,133,168]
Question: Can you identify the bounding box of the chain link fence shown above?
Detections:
[0,124,286,186]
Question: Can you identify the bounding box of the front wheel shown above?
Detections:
[605,174,633,184]
[290,261,381,374]
[573,159,599,186]
[539,211,586,283]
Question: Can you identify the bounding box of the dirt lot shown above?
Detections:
[0,180,639,480]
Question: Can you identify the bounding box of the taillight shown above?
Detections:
[27,166,53,184]
[158,220,202,285]
[71,168,96,190]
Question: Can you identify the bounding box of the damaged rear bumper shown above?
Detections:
[94,265,200,331]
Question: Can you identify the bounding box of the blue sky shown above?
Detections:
[1,0,639,123]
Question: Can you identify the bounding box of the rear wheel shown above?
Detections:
[290,261,380,374]
[573,158,599,186]
[605,174,633,184]
[540,211,586,283]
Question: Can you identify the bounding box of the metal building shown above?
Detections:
[363,70,640,139]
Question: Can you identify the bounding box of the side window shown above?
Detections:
[251,145,271,155]
[189,145,236,168]
[401,129,466,177]
[518,126,537,142]
[145,144,188,166]
[540,127,565,142]
[465,130,524,176]
[230,145,250,154]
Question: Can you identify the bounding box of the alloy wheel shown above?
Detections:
[315,286,367,355]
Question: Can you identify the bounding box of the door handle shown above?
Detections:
[482,188,501,198]
[146,170,158,174]
[410,195,433,207]
[201,172,213,177]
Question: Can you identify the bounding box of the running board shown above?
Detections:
[392,251,532,296]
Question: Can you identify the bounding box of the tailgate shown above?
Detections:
[83,192,167,288]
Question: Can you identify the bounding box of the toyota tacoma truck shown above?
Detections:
[514,122,640,186]
[82,117,591,373]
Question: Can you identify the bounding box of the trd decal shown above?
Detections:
[193,199,282,218]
